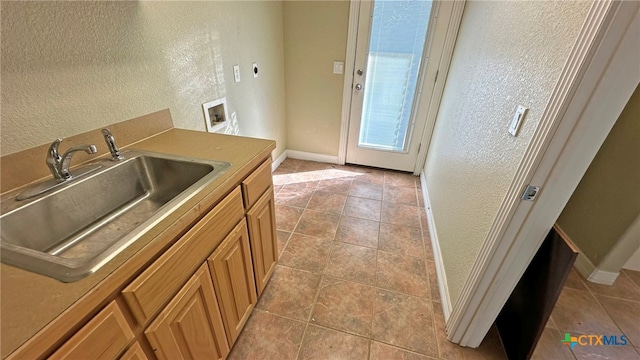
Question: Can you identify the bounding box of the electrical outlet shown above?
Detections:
[233,65,241,83]
[333,61,344,74]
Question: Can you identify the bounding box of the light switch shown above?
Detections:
[509,105,528,136]
[233,65,241,83]
[333,61,344,75]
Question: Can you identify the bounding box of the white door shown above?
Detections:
[346,0,450,171]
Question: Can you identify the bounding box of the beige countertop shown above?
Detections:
[1,129,275,358]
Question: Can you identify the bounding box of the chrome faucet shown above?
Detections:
[46,139,98,180]
[101,129,124,161]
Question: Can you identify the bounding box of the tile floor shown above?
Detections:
[228,159,640,360]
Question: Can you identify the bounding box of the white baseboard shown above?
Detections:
[286,150,339,164]
[573,251,596,280]
[420,171,453,320]
[588,268,619,285]
[572,242,619,285]
[272,150,287,172]
[623,246,640,271]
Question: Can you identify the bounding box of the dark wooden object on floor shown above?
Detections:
[496,225,578,360]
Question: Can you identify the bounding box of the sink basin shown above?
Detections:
[0,150,231,282]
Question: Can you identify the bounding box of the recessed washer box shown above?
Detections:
[203,97,229,133]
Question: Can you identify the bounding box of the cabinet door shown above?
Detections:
[49,301,134,360]
[246,187,278,295]
[144,263,229,360]
[208,219,257,345]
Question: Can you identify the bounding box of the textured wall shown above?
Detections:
[1,1,287,158]
[557,85,640,268]
[424,1,591,305]
[283,1,349,156]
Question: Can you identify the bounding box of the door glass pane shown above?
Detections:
[358,0,432,152]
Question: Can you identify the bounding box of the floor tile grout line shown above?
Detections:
[619,269,640,292]
[621,269,640,290]
[277,238,435,300]
[306,321,440,360]
[578,274,633,337]
[590,291,638,345]
[590,291,640,305]
[277,207,308,259]
[294,322,310,360]
[306,229,341,324]
[276,230,293,261]
[278,254,435,301]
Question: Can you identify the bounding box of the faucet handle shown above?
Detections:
[46,138,64,179]
[48,138,63,159]
[101,128,124,161]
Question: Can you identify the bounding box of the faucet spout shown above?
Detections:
[58,145,98,179]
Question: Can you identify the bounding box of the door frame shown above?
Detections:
[337,0,466,175]
[444,0,639,347]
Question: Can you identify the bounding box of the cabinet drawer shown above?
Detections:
[122,187,244,325]
[241,159,273,209]
[49,301,134,360]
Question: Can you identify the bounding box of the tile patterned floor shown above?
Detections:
[229,159,640,360]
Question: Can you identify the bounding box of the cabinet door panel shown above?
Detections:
[145,264,229,360]
[50,301,134,360]
[208,219,257,345]
[246,188,278,295]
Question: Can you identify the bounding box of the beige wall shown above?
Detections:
[283,1,349,156]
[1,1,287,158]
[423,1,590,305]
[557,85,640,269]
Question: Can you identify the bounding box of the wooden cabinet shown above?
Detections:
[123,188,244,325]
[246,188,278,295]
[49,301,134,360]
[20,154,277,360]
[145,263,229,360]
[119,342,149,360]
[208,219,257,345]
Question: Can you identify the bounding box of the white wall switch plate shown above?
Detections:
[509,105,528,136]
[252,63,258,78]
[333,61,344,74]
[233,65,241,83]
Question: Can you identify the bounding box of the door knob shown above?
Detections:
[355,84,363,91]
[357,69,363,76]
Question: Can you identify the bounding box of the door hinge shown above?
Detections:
[521,185,540,202]
[435,70,439,83]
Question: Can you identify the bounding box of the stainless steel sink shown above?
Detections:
[0,150,231,282]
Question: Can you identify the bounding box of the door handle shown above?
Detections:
[355,84,363,91]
